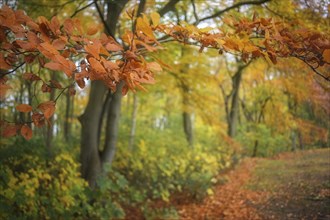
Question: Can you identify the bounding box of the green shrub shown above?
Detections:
[0,153,89,219]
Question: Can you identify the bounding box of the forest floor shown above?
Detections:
[175,148,330,220]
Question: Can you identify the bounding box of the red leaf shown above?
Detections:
[21,124,32,140]
[16,104,33,113]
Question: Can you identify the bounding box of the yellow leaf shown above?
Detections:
[136,17,155,40]
[150,12,160,26]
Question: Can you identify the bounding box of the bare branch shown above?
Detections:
[70,1,93,18]
[191,0,199,24]
[197,0,271,24]
[158,0,181,16]
[0,62,25,78]
[93,0,113,39]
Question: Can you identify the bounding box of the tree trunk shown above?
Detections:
[228,68,243,138]
[101,82,124,165]
[64,89,72,141]
[79,81,107,187]
[46,72,56,157]
[291,129,296,152]
[79,0,129,186]
[252,140,259,157]
[183,111,194,147]
[129,93,138,150]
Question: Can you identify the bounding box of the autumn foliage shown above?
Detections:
[0,5,329,140]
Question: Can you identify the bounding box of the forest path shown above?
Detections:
[176,148,330,220]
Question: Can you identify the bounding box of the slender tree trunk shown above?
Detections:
[129,93,138,150]
[298,130,304,150]
[291,129,296,152]
[180,47,194,148]
[101,82,124,165]
[228,69,243,137]
[182,86,194,148]
[64,90,72,141]
[252,140,259,157]
[46,72,56,156]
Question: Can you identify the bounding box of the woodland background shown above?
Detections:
[0,0,329,219]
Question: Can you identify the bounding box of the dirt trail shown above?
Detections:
[176,149,330,220]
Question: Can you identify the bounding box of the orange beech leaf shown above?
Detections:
[38,101,56,119]
[50,16,60,35]
[101,58,119,70]
[24,54,37,63]
[16,104,33,113]
[2,124,18,138]
[0,54,11,70]
[76,78,86,89]
[22,72,41,81]
[147,62,162,72]
[15,40,36,51]
[50,80,63,89]
[323,49,330,63]
[88,57,106,74]
[27,32,40,45]
[100,45,110,57]
[40,42,60,55]
[85,42,101,59]
[105,43,123,52]
[52,39,66,50]
[69,87,76,96]
[63,19,74,35]
[54,54,76,77]
[87,26,98,35]
[44,61,63,71]
[21,124,33,140]
[32,112,45,127]
[41,83,52,93]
